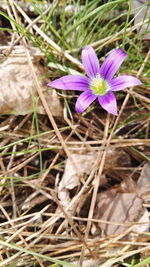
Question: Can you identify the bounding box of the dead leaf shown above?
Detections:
[57,153,98,213]
[59,149,130,191]
[0,56,62,116]
[94,188,143,236]
[59,153,98,191]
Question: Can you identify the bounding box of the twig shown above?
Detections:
[80,113,110,264]
[123,88,150,104]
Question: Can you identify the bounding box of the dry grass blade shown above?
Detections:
[80,113,111,264]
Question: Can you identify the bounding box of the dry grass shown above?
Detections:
[0,0,150,266]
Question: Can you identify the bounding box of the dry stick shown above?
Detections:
[18,175,95,257]
[51,139,147,248]
[7,145,17,219]
[1,211,149,264]
[54,139,150,146]
[20,205,94,260]
[40,152,60,184]
[1,210,149,238]
[123,88,150,104]
[3,0,33,254]
[80,113,110,264]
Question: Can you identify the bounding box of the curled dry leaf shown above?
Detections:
[59,153,97,191]
[0,56,62,116]
[58,153,98,213]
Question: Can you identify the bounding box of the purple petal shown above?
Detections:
[48,75,89,91]
[110,75,142,91]
[82,46,100,78]
[75,90,97,113]
[98,91,118,116]
[100,49,127,81]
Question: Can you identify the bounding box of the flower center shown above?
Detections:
[90,74,109,96]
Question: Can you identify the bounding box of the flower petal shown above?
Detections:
[110,75,142,91]
[75,90,97,113]
[82,46,100,78]
[48,75,89,91]
[100,49,127,81]
[98,91,118,115]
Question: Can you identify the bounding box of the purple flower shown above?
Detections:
[48,46,141,115]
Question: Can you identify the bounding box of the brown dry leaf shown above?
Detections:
[137,162,150,202]
[0,56,62,116]
[94,188,145,236]
[57,153,98,212]
[93,164,150,237]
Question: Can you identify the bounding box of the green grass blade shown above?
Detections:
[64,0,126,38]
[0,240,80,267]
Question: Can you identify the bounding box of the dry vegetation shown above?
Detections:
[0,0,150,266]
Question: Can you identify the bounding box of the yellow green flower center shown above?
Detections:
[90,74,109,95]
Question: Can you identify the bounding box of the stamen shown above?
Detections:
[90,74,109,95]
